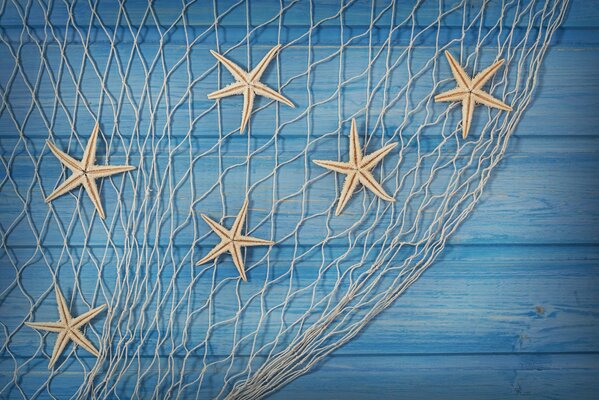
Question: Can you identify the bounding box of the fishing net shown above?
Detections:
[0,0,568,398]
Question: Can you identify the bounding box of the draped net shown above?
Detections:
[0,0,568,398]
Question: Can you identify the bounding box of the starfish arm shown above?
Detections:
[461,94,476,139]
[348,118,362,165]
[45,172,84,203]
[55,286,72,324]
[48,330,70,369]
[252,82,294,108]
[249,44,281,82]
[81,123,100,170]
[359,170,395,202]
[240,87,255,133]
[201,214,231,240]
[87,164,136,179]
[236,235,274,247]
[313,159,353,174]
[472,58,505,89]
[335,172,360,216]
[360,142,398,171]
[196,240,231,266]
[25,321,66,333]
[82,175,106,220]
[46,140,82,173]
[230,244,247,281]
[472,89,512,111]
[231,197,249,237]
[207,81,246,100]
[444,51,472,89]
[68,328,100,357]
[434,87,468,103]
[210,50,247,82]
[71,304,107,329]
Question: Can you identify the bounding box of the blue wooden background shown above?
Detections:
[0,0,598,399]
[275,2,599,398]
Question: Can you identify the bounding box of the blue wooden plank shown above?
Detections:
[0,25,583,47]
[1,353,597,399]
[2,136,598,247]
[2,244,597,358]
[0,0,581,31]
[273,353,599,400]
[0,45,596,140]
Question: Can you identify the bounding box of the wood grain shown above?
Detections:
[0,0,597,399]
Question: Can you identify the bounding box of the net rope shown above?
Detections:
[0,0,568,398]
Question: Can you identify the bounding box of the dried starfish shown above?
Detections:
[25,285,106,369]
[314,118,397,216]
[45,123,135,219]
[208,45,295,133]
[196,197,274,281]
[435,51,513,138]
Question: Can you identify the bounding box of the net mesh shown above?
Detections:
[0,0,568,398]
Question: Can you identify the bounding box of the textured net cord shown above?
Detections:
[0,0,569,399]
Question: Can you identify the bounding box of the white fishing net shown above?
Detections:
[0,0,568,398]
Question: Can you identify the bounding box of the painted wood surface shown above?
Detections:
[0,0,597,399]
[272,2,599,397]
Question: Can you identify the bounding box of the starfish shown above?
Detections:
[313,118,397,216]
[45,123,135,219]
[196,197,274,281]
[207,44,295,133]
[434,51,512,139]
[25,285,106,369]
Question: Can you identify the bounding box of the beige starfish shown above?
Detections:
[434,51,513,138]
[25,285,106,369]
[196,197,274,281]
[45,123,135,219]
[208,45,295,133]
[314,118,397,216]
